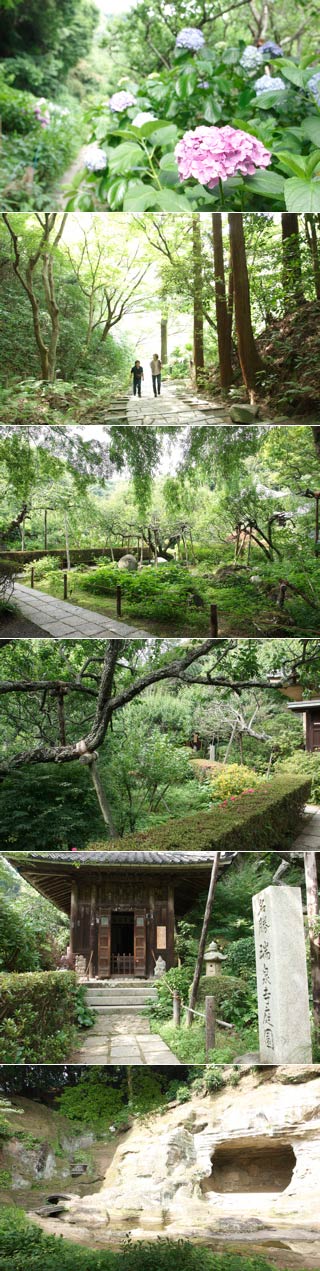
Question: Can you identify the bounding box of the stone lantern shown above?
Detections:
[204,940,227,977]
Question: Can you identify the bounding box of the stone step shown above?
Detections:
[85,989,157,1007]
[87,1005,152,1015]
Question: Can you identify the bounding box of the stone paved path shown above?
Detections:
[12,583,150,638]
[71,1012,180,1065]
[126,381,230,425]
[293,803,320,850]
[99,382,231,425]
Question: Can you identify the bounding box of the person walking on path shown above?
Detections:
[150,353,162,397]
[130,360,144,397]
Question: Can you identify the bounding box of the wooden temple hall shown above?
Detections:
[8,851,236,980]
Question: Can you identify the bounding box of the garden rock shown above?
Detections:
[229,404,260,422]
[37,1070,320,1245]
[118,554,138,571]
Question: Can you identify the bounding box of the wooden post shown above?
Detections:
[210,604,218,636]
[173,991,181,1028]
[116,585,122,617]
[167,882,175,969]
[90,882,97,977]
[316,494,320,551]
[63,571,68,600]
[44,508,48,552]
[187,852,221,1026]
[30,567,34,589]
[69,880,78,956]
[205,996,216,1058]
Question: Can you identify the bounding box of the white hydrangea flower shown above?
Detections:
[84,143,107,172]
[255,74,286,95]
[307,72,320,106]
[176,27,205,51]
[240,45,264,71]
[132,111,156,127]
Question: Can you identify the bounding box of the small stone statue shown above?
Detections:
[154,955,166,979]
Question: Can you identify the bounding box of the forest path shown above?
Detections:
[54,145,88,208]
[99,381,231,425]
[70,1013,181,1065]
[12,583,150,638]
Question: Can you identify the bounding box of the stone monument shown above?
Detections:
[252,884,312,1064]
[204,941,227,976]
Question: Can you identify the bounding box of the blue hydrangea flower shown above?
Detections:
[255,74,286,95]
[176,27,205,51]
[109,91,136,112]
[198,80,210,88]
[261,40,283,58]
[307,72,320,106]
[84,143,107,172]
[240,45,264,71]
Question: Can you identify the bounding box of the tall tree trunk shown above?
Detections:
[212,213,233,393]
[187,852,221,1026]
[305,215,320,300]
[161,316,168,363]
[192,213,205,382]
[44,509,48,552]
[89,758,117,836]
[64,514,71,571]
[281,214,304,309]
[304,852,320,1047]
[228,213,263,397]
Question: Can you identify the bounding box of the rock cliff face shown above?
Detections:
[32,1069,320,1246]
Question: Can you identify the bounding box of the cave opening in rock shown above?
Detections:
[202,1139,296,1194]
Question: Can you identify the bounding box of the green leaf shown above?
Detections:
[123,190,159,211]
[302,117,320,147]
[280,62,305,89]
[153,189,194,211]
[105,179,128,209]
[276,150,308,177]
[203,101,221,124]
[284,176,320,212]
[175,68,198,99]
[245,169,285,197]
[159,152,178,171]
[108,142,145,173]
[150,124,179,145]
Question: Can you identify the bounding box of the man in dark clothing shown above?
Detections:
[130,360,144,396]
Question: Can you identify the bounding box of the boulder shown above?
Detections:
[44,1071,320,1245]
[229,404,260,422]
[118,554,138,571]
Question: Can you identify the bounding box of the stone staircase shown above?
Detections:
[84,979,158,1017]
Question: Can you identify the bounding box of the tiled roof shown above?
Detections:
[7,850,236,867]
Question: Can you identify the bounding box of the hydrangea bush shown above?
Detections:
[65,40,320,212]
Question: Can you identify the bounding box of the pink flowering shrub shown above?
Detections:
[175,124,271,188]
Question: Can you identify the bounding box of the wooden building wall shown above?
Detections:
[69,871,176,978]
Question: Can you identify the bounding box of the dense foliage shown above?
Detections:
[0,971,80,1062]
[0,1210,300,1271]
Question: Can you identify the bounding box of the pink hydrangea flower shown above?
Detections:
[109,91,136,112]
[175,124,271,188]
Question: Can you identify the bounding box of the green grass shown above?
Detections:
[150,1019,259,1064]
[0,1208,310,1271]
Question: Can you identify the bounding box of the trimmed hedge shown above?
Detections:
[86,772,310,854]
[0,971,77,1063]
[0,1209,299,1271]
[0,547,150,566]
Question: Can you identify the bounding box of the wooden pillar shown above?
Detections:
[90,882,97,977]
[70,880,78,955]
[148,884,156,978]
[167,882,175,970]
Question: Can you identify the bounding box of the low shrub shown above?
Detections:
[0,558,18,603]
[86,772,310,854]
[73,561,210,626]
[0,971,78,1062]
[0,1208,292,1271]
[208,763,261,802]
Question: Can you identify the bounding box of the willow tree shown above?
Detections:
[228,213,263,396]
